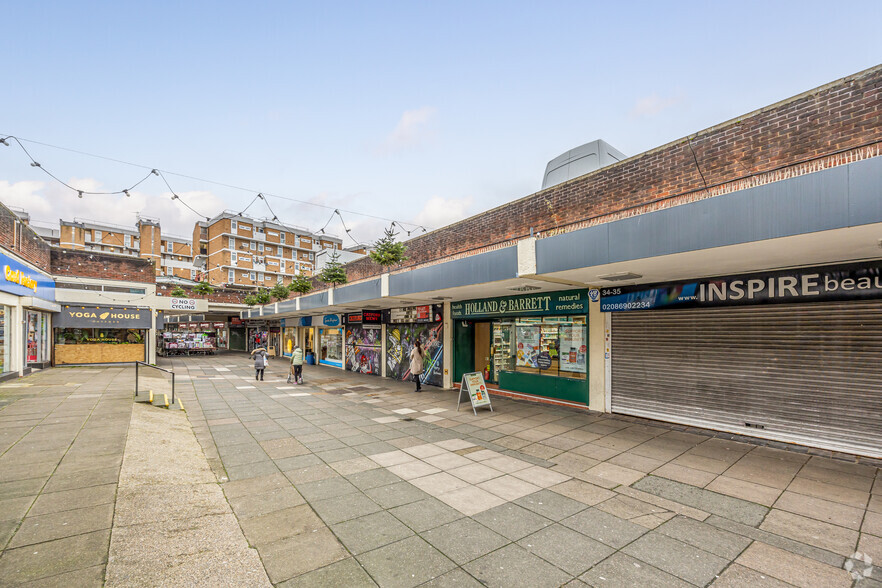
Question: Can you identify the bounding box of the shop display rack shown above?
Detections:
[160,332,216,356]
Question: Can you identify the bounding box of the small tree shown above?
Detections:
[369,227,408,267]
[256,288,272,305]
[193,281,215,298]
[318,251,347,286]
[270,283,290,301]
[288,273,313,295]
[169,286,186,298]
[244,294,258,306]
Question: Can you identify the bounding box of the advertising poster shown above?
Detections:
[385,321,443,387]
[558,324,587,373]
[463,372,491,407]
[515,325,540,368]
[345,326,380,375]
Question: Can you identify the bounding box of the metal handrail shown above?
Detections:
[134,361,176,405]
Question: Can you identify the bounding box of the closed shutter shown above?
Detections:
[610,300,882,458]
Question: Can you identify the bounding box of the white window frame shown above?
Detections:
[228,236,234,248]
[124,234,131,247]
[280,260,285,273]
[250,241,256,250]
[231,252,237,264]
[280,232,286,243]
[258,272,264,281]
[166,242,173,253]
[309,253,314,260]
[258,243,264,252]
[231,220,238,232]
[95,230,102,241]
[249,271,256,280]
[228,269,235,282]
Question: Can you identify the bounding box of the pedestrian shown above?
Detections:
[410,340,424,392]
[251,347,268,381]
[288,345,304,384]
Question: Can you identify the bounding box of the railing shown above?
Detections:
[134,361,176,405]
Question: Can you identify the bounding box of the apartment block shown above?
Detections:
[194,212,342,288]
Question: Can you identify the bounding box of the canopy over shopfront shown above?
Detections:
[53,305,151,364]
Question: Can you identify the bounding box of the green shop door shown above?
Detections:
[453,321,475,383]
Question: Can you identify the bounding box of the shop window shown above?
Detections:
[321,328,342,364]
[0,306,7,373]
[501,316,587,380]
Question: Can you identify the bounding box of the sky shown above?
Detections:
[1,1,880,244]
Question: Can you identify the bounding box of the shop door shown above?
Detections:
[453,321,475,383]
[610,300,882,458]
[229,328,246,351]
[474,322,491,380]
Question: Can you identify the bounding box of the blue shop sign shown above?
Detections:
[0,252,55,300]
[299,316,312,327]
[322,314,340,327]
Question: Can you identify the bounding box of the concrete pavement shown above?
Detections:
[0,356,879,586]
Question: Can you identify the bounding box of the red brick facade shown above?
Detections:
[0,203,51,269]
[50,248,156,283]
[333,65,882,285]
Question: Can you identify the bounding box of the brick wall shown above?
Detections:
[51,248,155,283]
[156,283,249,304]
[329,65,882,286]
[0,203,51,268]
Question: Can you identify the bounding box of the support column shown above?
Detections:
[588,289,607,412]
[443,301,453,389]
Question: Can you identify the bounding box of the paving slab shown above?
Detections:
[463,543,572,588]
[560,507,648,548]
[356,536,457,588]
[518,523,614,575]
[422,517,510,565]
[579,552,693,588]
[277,557,378,588]
[621,531,729,586]
[735,541,852,588]
[633,475,769,526]
[331,511,414,554]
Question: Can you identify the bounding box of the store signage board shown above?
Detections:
[323,314,341,326]
[457,372,493,416]
[600,261,882,312]
[213,322,225,329]
[346,312,363,323]
[388,304,441,323]
[0,252,55,300]
[54,306,152,328]
[170,298,197,311]
[299,316,312,326]
[362,310,383,324]
[537,352,552,370]
[451,290,589,320]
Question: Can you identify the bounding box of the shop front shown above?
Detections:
[53,305,151,365]
[601,261,882,458]
[385,304,444,387]
[344,311,382,375]
[317,314,343,368]
[229,316,246,351]
[160,321,218,356]
[0,251,57,379]
[452,290,589,404]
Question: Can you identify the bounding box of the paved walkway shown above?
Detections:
[0,356,879,587]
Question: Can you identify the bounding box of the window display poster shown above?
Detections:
[345,326,380,375]
[385,322,443,387]
[559,324,587,373]
[515,325,541,368]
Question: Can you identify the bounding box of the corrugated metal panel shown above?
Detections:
[610,301,882,458]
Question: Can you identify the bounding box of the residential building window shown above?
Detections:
[256,227,264,234]
[309,253,314,260]
[228,237,234,248]
[249,271,256,280]
[280,260,285,273]
[277,275,283,284]
[95,230,102,241]
[228,269,235,282]
[190,269,196,280]
[231,252,237,263]
[124,234,131,247]
[250,242,256,250]
[231,220,238,232]
[258,272,264,281]
[167,243,173,253]
[258,243,264,252]
[280,232,286,243]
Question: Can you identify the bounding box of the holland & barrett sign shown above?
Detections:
[451,289,589,319]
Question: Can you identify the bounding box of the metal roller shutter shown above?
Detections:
[610,300,882,458]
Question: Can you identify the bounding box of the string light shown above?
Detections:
[1,133,440,247]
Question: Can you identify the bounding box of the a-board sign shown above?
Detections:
[457,372,493,415]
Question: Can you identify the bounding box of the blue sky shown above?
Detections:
[1,1,880,241]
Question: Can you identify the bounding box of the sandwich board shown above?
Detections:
[457,372,493,415]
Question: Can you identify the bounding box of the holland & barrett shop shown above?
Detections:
[452,289,589,404]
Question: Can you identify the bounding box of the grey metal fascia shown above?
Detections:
[389,246,518,297]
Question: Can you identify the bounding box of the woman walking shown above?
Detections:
[251,347,268,381]
[288,345,304,384]
[410,340,425,392]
